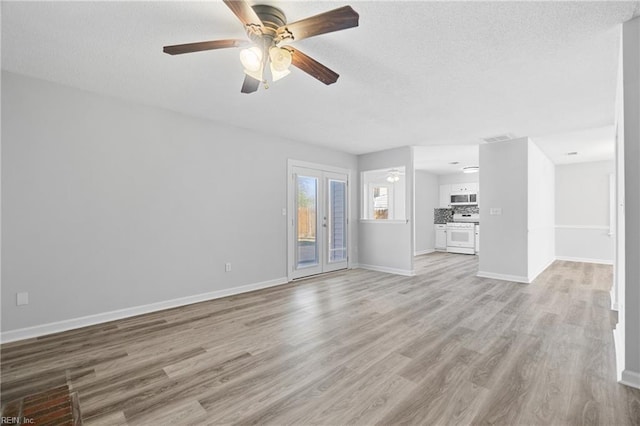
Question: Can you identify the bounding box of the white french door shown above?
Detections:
[289,164,349,280]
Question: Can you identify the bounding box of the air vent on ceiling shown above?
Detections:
[482,133,517,144]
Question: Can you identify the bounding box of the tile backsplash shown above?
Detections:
[434,209,453,224]
[454,206,479,215]
[434,206,479,224]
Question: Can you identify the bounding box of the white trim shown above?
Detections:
[357,264,415,277]
[620,369,640,389]
[414,249,435,256]
[476,271,530,284]
[0,277,288,344]
[610,287,619,311]
[614,326,625,381]
[555,256,613,265]
[286,159,350,175]
[555,225,610,230]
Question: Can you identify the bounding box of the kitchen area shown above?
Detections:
[434,181,480,255]
[413,144,481,258]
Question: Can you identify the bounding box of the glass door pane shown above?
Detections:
[296,175,319,269]
[328,179,347,263]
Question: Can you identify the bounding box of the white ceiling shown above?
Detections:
[414,124,615,175]
[532,125,615,165]
[2,1,639,157]
[414,145,479,175]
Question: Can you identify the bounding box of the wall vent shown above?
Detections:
[481,133,516,143]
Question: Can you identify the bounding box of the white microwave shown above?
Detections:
[450,192,478,206]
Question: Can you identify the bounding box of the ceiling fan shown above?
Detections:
[163,0,359,94]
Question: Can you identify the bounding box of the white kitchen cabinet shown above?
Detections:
[439,185,451,208]
[435,224,447,250]
[451,182,478,193]
[475,224,480,254]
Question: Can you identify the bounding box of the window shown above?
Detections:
[361,167,406,220]
[372,185,390,219]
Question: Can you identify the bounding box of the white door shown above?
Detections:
[289,166,348,280]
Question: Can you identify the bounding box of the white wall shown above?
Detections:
[438,172,479,185]
[358,147,414,275]
[414,170,438,255]
[555,160,614,263]
[528,141,555,280]
[478,138,529,282]
[622,16,640,388]
[1,71,359,338]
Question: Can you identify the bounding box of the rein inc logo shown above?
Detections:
[1,417,35,424]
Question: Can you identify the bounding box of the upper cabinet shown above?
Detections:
[439,182,479,208]
[439,184,451,208]
[451,182,478,193]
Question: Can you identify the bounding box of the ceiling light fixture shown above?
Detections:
[449,161,459,165]
[463,166,479,174]
[240,46,264,80]
[386,169,401,183]
[269,46,292,82]
[567,151,578,156]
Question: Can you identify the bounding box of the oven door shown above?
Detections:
[446,228,474,248]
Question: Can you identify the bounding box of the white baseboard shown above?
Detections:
[620,369,640,389]
[555,256,613,265]
[610,287,619,311]
[357,264,415,277]
[414,249,435,256]
[613,326,625,381]
[0,277,289,344]
[476,271,530,284]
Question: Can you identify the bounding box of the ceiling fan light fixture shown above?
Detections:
[386,169,401,183]
[270,64,291,81]
[269,46,292,72]
[239,46,263,72]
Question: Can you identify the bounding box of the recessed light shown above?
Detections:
[567,151,578,156]
[449,161,459,165]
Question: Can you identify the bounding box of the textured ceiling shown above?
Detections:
[2,1,639,156]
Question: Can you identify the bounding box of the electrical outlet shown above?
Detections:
[17,292,29,306]
[225,262,232,272]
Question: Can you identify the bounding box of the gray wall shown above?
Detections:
[358,147,414,274]
[1,71,358,333]
[623,16,640,386]
[414,170,438,254]
[555,160,614,263]
[478,138,529,281]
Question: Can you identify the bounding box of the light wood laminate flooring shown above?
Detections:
[2,253,639,425]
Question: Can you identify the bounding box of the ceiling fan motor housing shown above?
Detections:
[250,5,287,41]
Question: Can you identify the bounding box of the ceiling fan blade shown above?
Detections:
[241,74,261,94]
[277,6,359,43]
[286,47,339,85]
[163,39,249,55]
[223,0,264,33]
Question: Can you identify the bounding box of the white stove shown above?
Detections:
[446,213,479,254]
